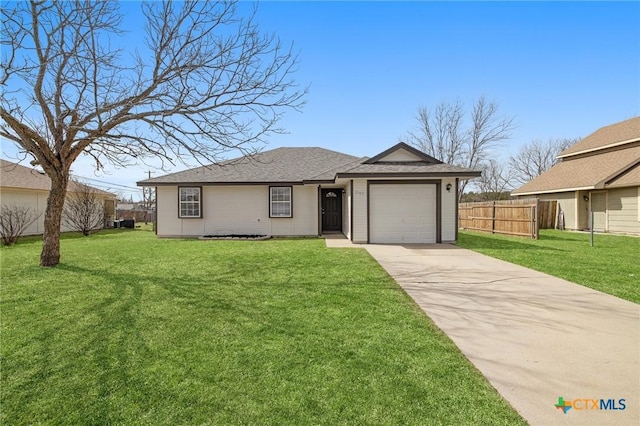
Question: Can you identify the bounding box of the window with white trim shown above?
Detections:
[270,187,292,218]
[179,187,201,218]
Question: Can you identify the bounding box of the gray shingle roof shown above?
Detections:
[139,147,361,185]
[0,159,115,196]
[138,145,480,186]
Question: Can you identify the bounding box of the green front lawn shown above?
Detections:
[1,231,523,425]
[458,230,640,304]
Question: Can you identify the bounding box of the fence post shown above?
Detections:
[492,201,496,234]
[534,198,540,240]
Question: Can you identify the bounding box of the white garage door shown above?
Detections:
[369,184,437,243]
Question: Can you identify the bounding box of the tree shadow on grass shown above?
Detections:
[31,261,294,422]
[45,262,397,422]
[40,263,264,423]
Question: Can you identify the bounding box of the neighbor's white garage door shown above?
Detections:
[369,184,436,243]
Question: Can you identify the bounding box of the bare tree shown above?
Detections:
[509,138,578,185]
[0,204,41,246]
[475,159,513,201]
[63,182,106,236]
[408,100,465,165]
[118,194,135,204]
[406,96,515,200]
[140,186,155,224]
[1,1,305,266]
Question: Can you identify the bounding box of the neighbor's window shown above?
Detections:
[179,187,201,218]
[270,187,292,218]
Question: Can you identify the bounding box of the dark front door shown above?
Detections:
[321,189,342,232]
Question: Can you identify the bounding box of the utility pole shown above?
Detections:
[144,171,155,226]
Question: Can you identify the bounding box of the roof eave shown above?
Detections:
[138,180,305,187]
[302,179,337,184]
[335,171,481,179]
[558,138,640,159]
[512,186,595,196]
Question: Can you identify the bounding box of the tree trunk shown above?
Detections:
[40,173,69,267]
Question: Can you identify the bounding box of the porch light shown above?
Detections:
[446,183,452,192]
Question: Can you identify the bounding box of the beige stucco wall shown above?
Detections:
[342,181,351,239]
[156,177,464,242]
[441,177,457,242]
[515,187,639,234]
[1,187,112,235]
[0,188,49,235]
[156,185,318,237]
[351,179,368,243]
[536,192,578,230]
[607,186,640,234]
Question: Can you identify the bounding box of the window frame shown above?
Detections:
[269,186,293,218]
[178,186,203,219]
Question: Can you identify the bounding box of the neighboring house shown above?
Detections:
[0,159,117,235]
[117,202,155,211]
[138,142,480,243]
[117,201,155,222]
[512,117,640,234]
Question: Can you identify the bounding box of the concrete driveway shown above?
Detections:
[330,239,639,425]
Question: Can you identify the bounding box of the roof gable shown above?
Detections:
[605,162,640,188]
[512,145,640,195]
[559,116,640,158]
[363,142,442,164]
[513,117,640,195]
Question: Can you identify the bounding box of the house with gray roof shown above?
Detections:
[0,159,117,235]
[512,116,640,234]
[138,142,480,243]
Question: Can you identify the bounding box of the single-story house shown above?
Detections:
[117,201,155,223]
[137,142,480,244]
[0,159,117,235]
[512,116,640,234]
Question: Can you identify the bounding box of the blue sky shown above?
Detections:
[2,1,639,198]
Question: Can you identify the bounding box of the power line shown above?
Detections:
[70,174,140,190]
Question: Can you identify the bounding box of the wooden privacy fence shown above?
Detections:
[116,209,155,223]
[458,199,557,239]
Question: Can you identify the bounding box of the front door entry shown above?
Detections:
[321,189,342,232]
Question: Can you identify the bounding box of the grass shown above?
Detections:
[458,229,640,304]
[1,230,524,425]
